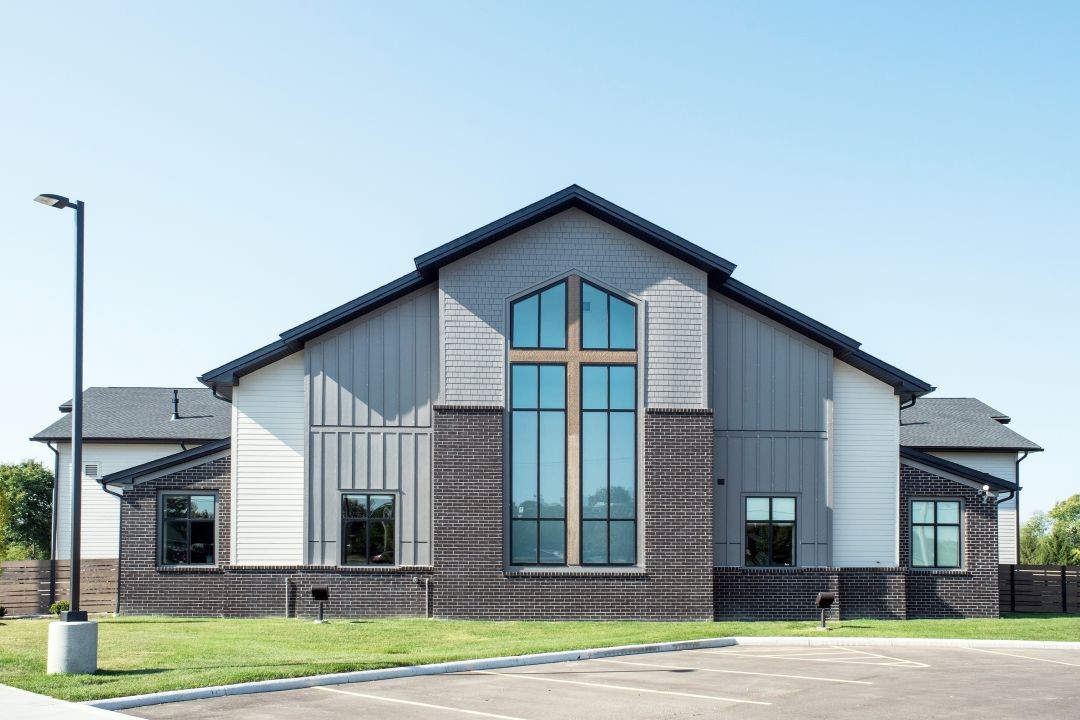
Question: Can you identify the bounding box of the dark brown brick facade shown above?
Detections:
[119,432,998,620]
[900,463,999,618]
[429,406,714,620]
[712,463,999,620]
[119,456,430,618]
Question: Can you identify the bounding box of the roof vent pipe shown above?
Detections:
[171,389,180,421]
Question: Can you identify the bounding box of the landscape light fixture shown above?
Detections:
[312,585,330,624]
[815,592,836,630]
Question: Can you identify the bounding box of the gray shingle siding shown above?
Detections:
[440,208,708,407]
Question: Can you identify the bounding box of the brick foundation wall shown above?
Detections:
[900,464,999,618]
[119,456,430,618]
[430,406,714,620]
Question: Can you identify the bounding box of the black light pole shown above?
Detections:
[35,193,88,622]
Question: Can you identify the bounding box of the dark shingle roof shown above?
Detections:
[31,387,231,442]
[101,437,231,487]
[900,398,1042,452]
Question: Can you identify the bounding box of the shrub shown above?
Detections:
[0,605,6,618]
[49,600,70,616]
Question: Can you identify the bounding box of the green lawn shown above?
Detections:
[1,614,1078,702]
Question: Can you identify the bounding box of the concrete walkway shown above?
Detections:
[0,684,127,719]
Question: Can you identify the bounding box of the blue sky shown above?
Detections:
[1,2,1077,517]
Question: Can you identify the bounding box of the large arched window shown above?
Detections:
[508,275,638,566]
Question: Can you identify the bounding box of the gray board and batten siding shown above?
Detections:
[709,292,833,567]
[304,285,439,566]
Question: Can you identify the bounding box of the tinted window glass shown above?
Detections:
[581,282,608,348]
[609,296,636,349]
[512,364,538,409]
[512,294,539,348]
[539,283,566,348]
[582,366,608,410]
[539,365,565,409]
[609,366,635,409]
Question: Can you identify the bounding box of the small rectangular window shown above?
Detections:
[342,494,396,565]
[911,500,961,568]
[160,493,216,565]
[745,497,796,567]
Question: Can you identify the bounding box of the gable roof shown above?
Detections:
[31,387,231,443]
[900,398,1042,452]
[199,185,932,401]
[100,437,230,487]
[900,446,1019,492]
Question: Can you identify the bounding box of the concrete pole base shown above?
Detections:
[47,620,98,675]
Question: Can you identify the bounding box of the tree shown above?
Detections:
[1034,525,1079,565]
[1019,511,1050,564]
[1047,494,1080,550]
[0,460,54,560]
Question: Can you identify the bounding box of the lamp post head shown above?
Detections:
[34,193,72,209]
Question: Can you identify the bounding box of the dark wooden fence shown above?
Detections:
[999,564,1080,614]
[0,560,118,616]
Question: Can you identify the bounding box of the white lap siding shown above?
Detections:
[232,351,306,565]
[55,442,188,559]
[831,361,900,566]
[928,451,1019,564]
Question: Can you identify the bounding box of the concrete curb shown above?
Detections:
[86,636,737,711]
[86,634,1080,711]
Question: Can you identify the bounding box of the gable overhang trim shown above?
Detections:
[712,276,934,401]
[100,437,231,489]
[900,446,1019,492]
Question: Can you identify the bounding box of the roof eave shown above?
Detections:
[100,437,231,487]
[900,446,1020,492]
[414,185,737,280]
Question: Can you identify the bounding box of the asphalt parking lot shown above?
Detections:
[123,644,1080,720]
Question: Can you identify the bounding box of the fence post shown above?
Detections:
[1063,566,1069,614]
[1010,564,1016,613]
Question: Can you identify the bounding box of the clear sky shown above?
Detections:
[1,2,1077,517]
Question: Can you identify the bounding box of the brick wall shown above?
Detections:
[712,463,999,620]
[119,455,429,618]
[430,406,714,620]
[900,463,999,618]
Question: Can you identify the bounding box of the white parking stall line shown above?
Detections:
[592,657,873,684]
[474,669,771,705]
[966,648,1080,668]
[685,648,929,668]
[314,685,533,720]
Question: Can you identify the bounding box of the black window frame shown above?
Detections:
[159,492,218,567]
[744,496,797,567]
[580,280,637,351]
[911,499,962,569]
[580,363,638,566]
[341,493,397,566]
[509,279,569,350]
[509,362,568,566]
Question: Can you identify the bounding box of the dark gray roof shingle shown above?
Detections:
[31,387,230,442]
[900,398,1042,452]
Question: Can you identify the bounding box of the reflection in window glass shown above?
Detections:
[512,281,566,349]
[160,493,216,566]
[581,281,636,350]
[744,497,796,567]
[510,363,566,565]
[342,494,395,565]
[581,282,608,349]
[581,365,637,565]
[912,500,962,568]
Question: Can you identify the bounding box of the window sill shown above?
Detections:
[504,566,646,578]
[909,568,970,576]
[157,565,223,573]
